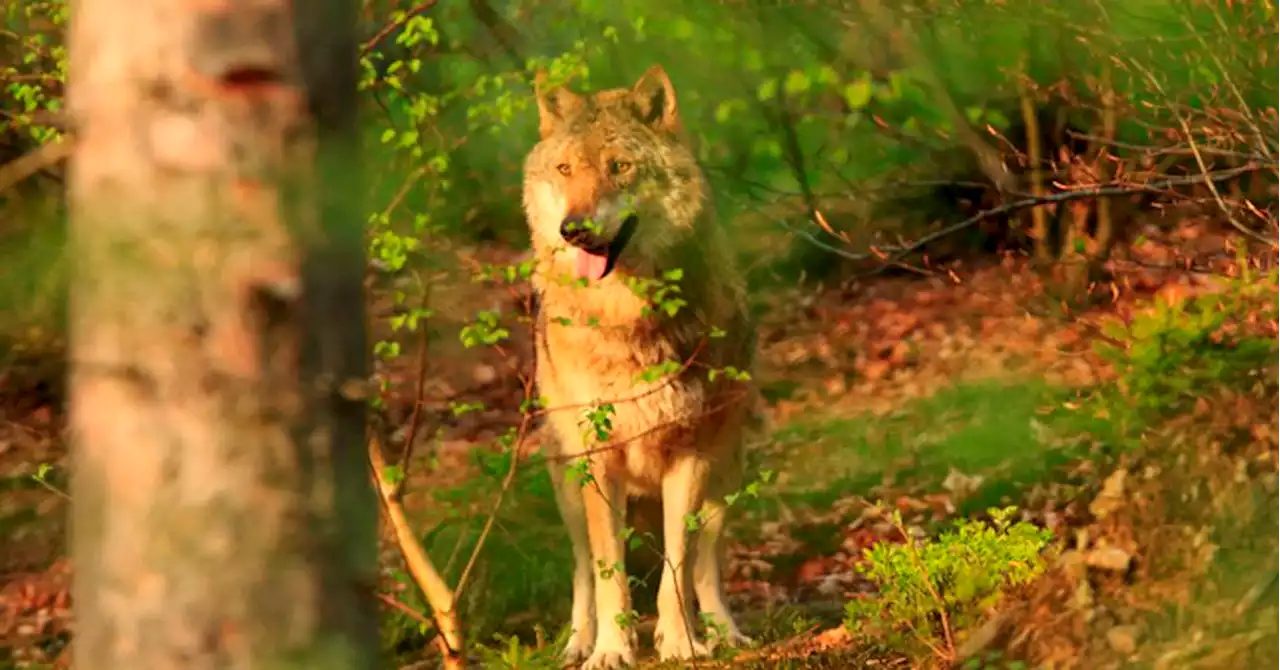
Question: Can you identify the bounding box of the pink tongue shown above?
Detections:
[575,249,610,280]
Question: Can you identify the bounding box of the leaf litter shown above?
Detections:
[1,216,1275,667]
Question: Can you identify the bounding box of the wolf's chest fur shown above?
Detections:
[535,281,735,494]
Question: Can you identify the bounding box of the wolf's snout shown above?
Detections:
[559,215,607,251]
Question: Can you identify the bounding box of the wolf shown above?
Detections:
[521,64,756,669]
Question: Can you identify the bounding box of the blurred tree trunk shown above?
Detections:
[67,1,375,669]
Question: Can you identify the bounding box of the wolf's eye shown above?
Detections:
[556,163,572,176]
[609,160,633,176]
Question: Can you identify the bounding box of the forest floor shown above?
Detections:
[0,213,1276,669]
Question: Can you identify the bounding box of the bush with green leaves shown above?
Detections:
[844,506,1054,664]
[1093,259,1279,438]
[2,0,68,145]
[474,628,570,670]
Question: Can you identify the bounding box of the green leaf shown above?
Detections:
[985,109,1011,130]
[783,70,811,96]
[714,100,739,123]
[756,78,778,102]
[842,73,873,110]
[381,464,405,486]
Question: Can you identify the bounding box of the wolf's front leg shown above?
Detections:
[654,455,712,662]
[547,457,596,663]
[582,466,636,670]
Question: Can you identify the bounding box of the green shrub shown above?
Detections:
[844,506,1054,664]
[474,628,569,670]
[1094,262,1279,436]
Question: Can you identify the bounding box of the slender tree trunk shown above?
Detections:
[67,1,375,669]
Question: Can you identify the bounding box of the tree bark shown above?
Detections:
[67,1,375,669]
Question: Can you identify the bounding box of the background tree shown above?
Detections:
[65,1,377,668]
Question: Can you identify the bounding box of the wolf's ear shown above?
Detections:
[631,64,680,132]
[534,70,583,139]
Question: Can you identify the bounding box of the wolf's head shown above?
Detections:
[522,64,709,283]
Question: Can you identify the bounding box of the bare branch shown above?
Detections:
[369,437,466,669]
[1135,62,1278,247]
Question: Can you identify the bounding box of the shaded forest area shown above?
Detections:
[1,0,1277,668]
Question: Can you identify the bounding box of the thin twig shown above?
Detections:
[450,364,538,606]
[531,337,708,420]
[375,591,434,627]
[392,288,433,501]
[1233,567,1279,616]
[1136,64,1278,247]
[768,79,830,244]
[538,388,751,467]
[864,163,1269,274]
[1192,5,1276,163]
[1066,131,1263,161]
[734,164,1264,272]
[31,473,71,500]
[360,0,440,56]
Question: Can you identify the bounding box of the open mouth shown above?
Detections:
[574,214,638,281]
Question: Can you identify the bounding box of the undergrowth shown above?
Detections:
[845,507,1053,666]
[1090,259,1279,436]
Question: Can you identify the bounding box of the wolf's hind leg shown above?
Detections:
[694,497,754,648]
[547,456,596,663]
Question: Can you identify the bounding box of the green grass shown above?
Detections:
[0,202,66,360]
[388,332,1277,664]
[751,380,1110,520]
[391,378,1112,660]
[384,449,571,658]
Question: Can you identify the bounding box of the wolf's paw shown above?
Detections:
[654,625,711,661]
[709,629,756,651]
[580,645,635,670]
[561,633,593,666]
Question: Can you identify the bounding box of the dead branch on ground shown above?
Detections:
[369,436,466,669]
